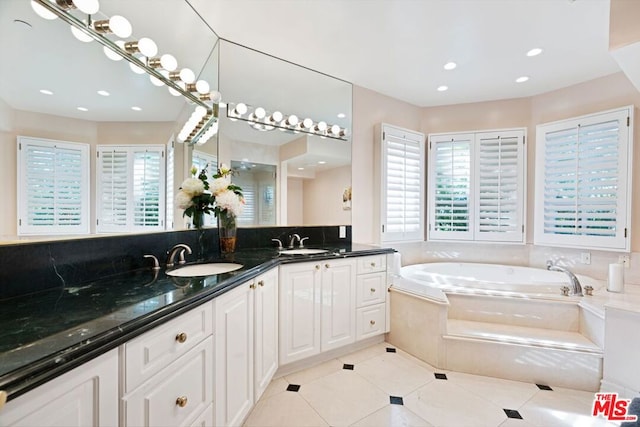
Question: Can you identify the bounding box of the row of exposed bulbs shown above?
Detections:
[177,106,219,145]
[228,103,348,140]
[30,0,220,104]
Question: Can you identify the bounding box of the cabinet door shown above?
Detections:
[356,272,387,307]
[279,262,322,365]
[214,282,254,427]
[0,349,118,427]
[254,268,279,402]
[321,259,356,352]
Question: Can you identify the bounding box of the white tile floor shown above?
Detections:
[244,342,620,427]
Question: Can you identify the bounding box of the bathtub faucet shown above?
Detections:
[546,260,583,296]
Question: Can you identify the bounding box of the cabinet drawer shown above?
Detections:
[123,337,213,427]
[356,304,386,341]
[356,255,386,274]
[356,272,386,307]
[123,302,213,392]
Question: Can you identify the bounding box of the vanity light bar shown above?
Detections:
[178,105,220,145]
[30,0,217,121]
[227,102,349,141]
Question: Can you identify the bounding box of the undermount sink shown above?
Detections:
[166,263,243,277]
[279,248,329,255]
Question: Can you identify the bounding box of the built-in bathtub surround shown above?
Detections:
[0,225,351,300]
[389,262,605,391]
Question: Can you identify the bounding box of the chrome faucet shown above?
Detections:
[271,238,284,250]
[288,234,301,249]
[167,244,192,267]
[299,237,309,248]
[546,260,583,296]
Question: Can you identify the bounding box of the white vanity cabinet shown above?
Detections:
[279,258,356,365]
[0,348,119,427]
[214,269,279,427]
[120,303,214,427]
[603,306,640,397]
[355,255,388,341]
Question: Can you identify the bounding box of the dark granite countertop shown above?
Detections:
[0,243,392,400]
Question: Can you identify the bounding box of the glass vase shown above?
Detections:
[192,210,205,229]
[218,213,237,254]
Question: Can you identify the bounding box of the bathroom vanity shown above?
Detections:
[0,242,393,427]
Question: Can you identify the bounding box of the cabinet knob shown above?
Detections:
[315,265,320,270]
[250,283,256,289]
[258,280,264,287]
[176,332,187,343]
[370,320,376,326]
[370,288,376,293]
[325,263,330,269]
[176,396,188,407]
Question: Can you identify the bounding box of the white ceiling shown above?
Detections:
[189,0,621,107]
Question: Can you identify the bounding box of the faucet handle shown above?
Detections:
[178,249,187,265]
[271,238,283,250]
[144,254,161,270]
[299,237,309,248]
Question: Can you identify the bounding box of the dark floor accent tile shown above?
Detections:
[286,384,301,392]
[504,409,523,419]
[343,363,354,370]
[386,347,397,353]
[536,384,553,391]
[434,373,448,380]
[390,396,404,405]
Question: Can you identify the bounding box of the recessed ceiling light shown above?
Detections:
[318,161,326,165]
[527,48,543,57]
[515,76,529,83]
[443,62,457,70]
[40,89,53,95]
[437,85,448,92]
[77,107,88,112]
[337,113,346,119]
[97,90,110,96]
[131,106,142,111]
[297,167,304,170]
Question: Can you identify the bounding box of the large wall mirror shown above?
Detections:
[0,0,219,243]
[217,40,352,227]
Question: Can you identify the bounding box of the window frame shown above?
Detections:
[427,128,526,244]
[533,106,633,252]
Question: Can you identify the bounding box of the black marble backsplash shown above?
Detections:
[0,225,351,300]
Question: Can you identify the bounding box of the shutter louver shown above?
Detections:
[133,151,162,227]
[165,141,175,230]
[535,107,632,251]
[381,125,425,242]
[18,137,89,235]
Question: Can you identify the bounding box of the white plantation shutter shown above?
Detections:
[17,136,89,235]
[237,181,255,225]
[96,145,165,233]
[429,134,473,240]
[428,129,526,243]
[381,124,425,242]
[535,107,633,251]
[165,140,175,230]
[475,130,525,241]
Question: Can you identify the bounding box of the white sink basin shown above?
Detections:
[279,248,329,255]
[166,263,243,277]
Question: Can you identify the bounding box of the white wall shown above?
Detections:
[303,165,351,225]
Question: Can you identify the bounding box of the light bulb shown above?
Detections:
[73,0,99,14]
[137,37,157,57]
[168,81,185,96]
[149,75,163,87]
[286,115,299,126]
[330,125,340,135]
[129,60,145,74]
[179,68,195,84]
[70,23,93,43]
[103,40,125,61]
[315,121,327,132]
[209,91,222,104]
[108,15,131,38]
[30,1,57,20]
[195,80,209,94]
[302,118,313,129]
[195,106,207,118]
[160,54,177,71]
[234,103,248,116]
[269,111,283,123]
[254,107,266,119]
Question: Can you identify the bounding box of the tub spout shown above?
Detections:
[546,260,583,296]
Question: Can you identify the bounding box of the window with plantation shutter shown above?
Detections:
[17,136,90,235]
[96,145,165,233]
[380,124,425,243]
[534,106,633,251]
[165,140,175,230]
[428,129,525,243]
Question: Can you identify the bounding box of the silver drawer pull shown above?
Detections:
[370,320,376,325]
[176,396,188,407]
[176,332,187,343]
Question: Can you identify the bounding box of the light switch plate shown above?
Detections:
[339,226,346,238]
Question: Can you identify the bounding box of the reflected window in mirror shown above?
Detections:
[17,136,90,236]
[96,145,165,233]
[231,161,276,226]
